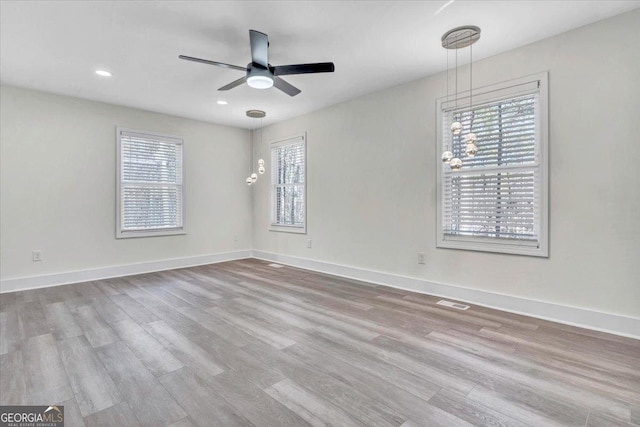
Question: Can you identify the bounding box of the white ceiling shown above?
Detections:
[1,1,638,129]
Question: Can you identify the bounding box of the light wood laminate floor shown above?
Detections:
[1,259,638,427]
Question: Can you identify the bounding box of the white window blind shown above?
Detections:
[117,128,185,238]
[271,135,306,232]
[437,74,548,256]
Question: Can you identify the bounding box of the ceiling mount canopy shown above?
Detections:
[246,109,266,118]
[179,29,335,97]
[441,26,481,50]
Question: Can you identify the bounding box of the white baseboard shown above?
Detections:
[0,250,252,294]
[252,250,640,340]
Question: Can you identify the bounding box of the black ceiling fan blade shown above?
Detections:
[273,77,301,97]
[273,62,335,76]
[179,55,247,72]
[218,76,247,91]
[249,30,269,68]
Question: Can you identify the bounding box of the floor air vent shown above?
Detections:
[436,300,470,310]
[268,263,284,268]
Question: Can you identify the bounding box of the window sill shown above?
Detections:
[437,236,548,257]
[116,229,186,239]
[269,224,307,234]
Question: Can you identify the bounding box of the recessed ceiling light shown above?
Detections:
[95,70,112,77]
[216,100,228,105]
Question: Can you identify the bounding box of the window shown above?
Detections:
[270,133,306,233]
[437,73,548,256]
[116,128,185,238]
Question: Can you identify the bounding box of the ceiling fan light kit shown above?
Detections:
[247,73,274,89]
[180,29,335,97]
[441,25,481,170]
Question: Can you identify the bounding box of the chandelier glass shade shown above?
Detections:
[449,157,463,170]
[450,121,462,135]
[441,151,453,163]
[465,143,477,157]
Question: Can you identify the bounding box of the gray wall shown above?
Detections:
[251,10,640,318]
[0,86,253,284]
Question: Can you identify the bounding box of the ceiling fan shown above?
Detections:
[179,30,335,97]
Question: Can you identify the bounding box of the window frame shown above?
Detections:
[116,127,186,239]
[436,72,549,257]
[269,132,307,234]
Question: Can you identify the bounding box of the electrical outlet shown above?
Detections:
[417,252,426,265]
[234,235,239,242]
[32,250,43,262]
[307,239,312,248]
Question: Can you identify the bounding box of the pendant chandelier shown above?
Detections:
[441,26,481,170]
[245,109,267,186]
